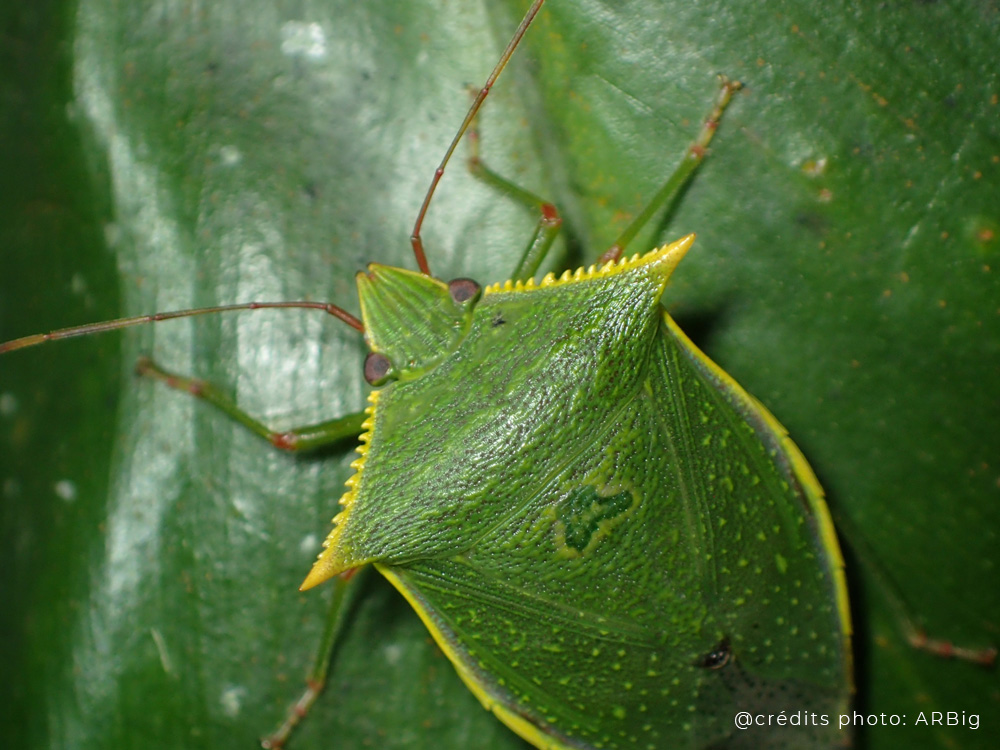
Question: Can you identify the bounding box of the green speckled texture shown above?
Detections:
[339,250,850,749]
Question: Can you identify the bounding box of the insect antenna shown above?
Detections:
[2,1,550,356]
[0,301,363,355]
[409,0,546,277]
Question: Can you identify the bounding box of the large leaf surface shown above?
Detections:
[2,1,997,749]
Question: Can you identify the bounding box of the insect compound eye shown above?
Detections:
[447,278,482,306]
[364,351,394,386]
[695,638,732,670]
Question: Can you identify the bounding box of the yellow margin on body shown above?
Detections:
[483,234,694,296]
[300,389,380,590]
[378,564,572,750]
[664,313,854,693]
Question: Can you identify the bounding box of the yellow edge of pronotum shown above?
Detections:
[304,237,695,591]
[664,315,854,690]
[483,234,695,296]
[300,389,381,591]
[377,565,570,750]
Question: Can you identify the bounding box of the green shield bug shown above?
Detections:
[3,1,995,749]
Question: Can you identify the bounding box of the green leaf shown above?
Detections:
[2,1,997,749]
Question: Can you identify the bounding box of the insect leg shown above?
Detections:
[600,76,742,264]
[834,508,997,667]
[466,95,562,282]
[135,356,365,451]
[875,562,997,666]
[260,567,372,749]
